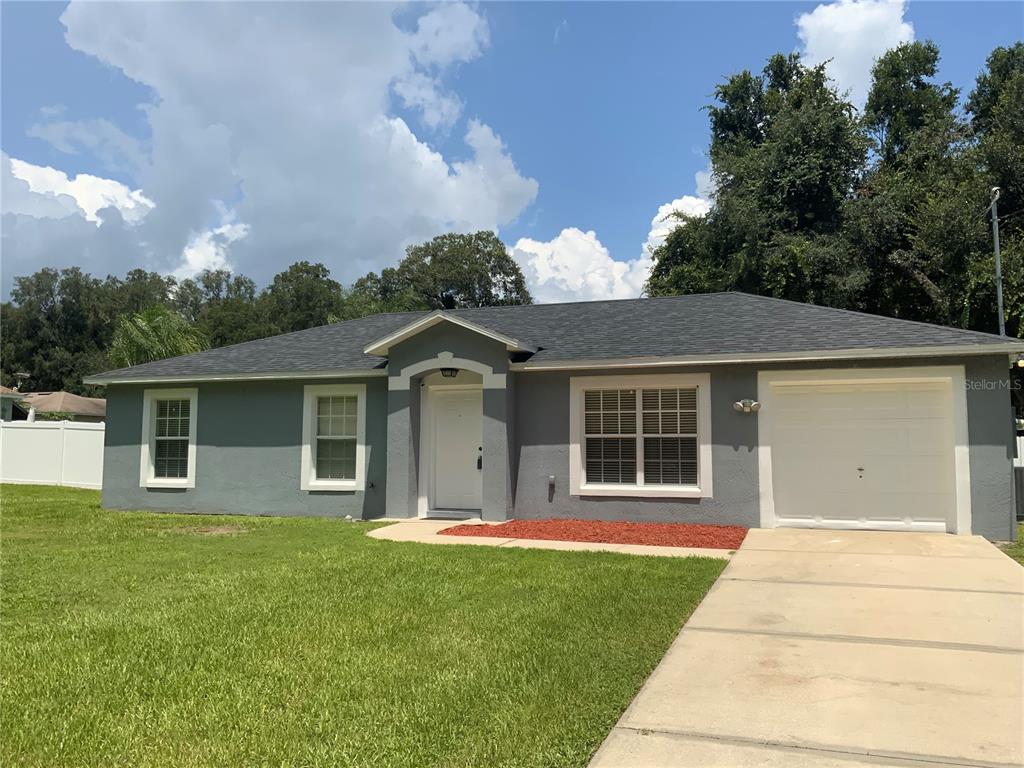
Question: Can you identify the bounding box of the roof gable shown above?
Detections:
[362,311,537,356]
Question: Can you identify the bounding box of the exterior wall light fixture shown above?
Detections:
[440,368,459,378]
[733,399,761,413]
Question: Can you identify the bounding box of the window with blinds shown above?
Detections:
[642,388,698,485]
[153,399,191,478]
[584,389,637,484]
[315,395,358,480]
[582,386,699,487]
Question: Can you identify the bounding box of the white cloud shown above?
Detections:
[2,152,247,282]
[173,220,250,280]
[27,117,147,176]
[408,2,489,69]
[512,228,652,304]
[2,2,536,295]
[512,166,713,304]
[642,195,711,256]
[694,164,715,201]
[796,0,914,106]
[7,156,154,224]
[2,153,80,220]
[393,72,463,129]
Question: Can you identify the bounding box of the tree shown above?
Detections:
[174,269,272,346]
[969,44,1024,229]
[649,53,867,302]
[347,231,532,314]
[262,261,344,333]
[648,42,1022,342]
[108,305,209,368]
[1,268,113,395]
[863,41,959,166]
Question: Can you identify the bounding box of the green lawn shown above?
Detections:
[1001,522,1024,565]
[1,485,725,768]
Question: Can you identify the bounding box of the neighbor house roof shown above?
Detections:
[19,391,107,418]
[84,292,1024,384]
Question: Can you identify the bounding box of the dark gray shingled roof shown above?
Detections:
[87,292,1022,382]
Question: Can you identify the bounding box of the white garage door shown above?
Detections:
[765,375,959,532]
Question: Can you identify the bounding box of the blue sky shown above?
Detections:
[2,1,1021,301]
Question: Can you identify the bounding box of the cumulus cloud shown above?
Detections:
[512,165,713,304]
[27,117,147,176]
[173,220,250,280]
[2,2,536,295]
[512,228,650,304]
[796,0,914,106]
[7,155,154,224]
[642,195,711,256]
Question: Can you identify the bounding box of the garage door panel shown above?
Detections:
[767,374,957,532]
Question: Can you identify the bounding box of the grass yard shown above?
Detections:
[1001,522,1024,565]
[0,485,725,768]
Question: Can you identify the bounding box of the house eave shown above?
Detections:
[508,342,1024,372]
[83,368,387,386]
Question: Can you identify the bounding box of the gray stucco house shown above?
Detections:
[85,292,1024,540]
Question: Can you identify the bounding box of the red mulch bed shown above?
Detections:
[439,518,747,550]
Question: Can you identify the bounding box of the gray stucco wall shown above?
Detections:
[101,377,388,517]
[99,349,1015,539]
[511,355,1016,540]
[513,365,760,526]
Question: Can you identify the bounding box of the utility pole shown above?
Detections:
[990,187,1005,337]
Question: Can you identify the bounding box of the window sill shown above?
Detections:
[143,478,194,489]
[301,479,362,492]
[574,484,707,499]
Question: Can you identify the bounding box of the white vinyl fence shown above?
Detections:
[0,421,104,489]
[1016,435,1024,468]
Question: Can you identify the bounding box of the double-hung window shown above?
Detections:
[571,374,712,498]
[300,383,367,491]
[140,388,199,488]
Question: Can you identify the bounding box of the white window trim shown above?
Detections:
[300,383,367,492]
[140,387,199,489]
[569,373,713,498]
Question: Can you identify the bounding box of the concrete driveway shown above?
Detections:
[590,529,1024,768]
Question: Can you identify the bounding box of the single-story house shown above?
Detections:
[84,292,1024,540]
[17,391,107,422]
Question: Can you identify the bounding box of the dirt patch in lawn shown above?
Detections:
[440,518,747,549]
[171,525,248,536]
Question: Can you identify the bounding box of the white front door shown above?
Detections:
[433,389,483,510]
[765,376,958,532]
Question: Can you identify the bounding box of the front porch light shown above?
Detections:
[440,368,459,378]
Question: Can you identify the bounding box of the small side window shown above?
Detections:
[301,384,367,491]
[140,388,198,488]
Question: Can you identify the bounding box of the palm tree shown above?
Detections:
[109,305,209,367]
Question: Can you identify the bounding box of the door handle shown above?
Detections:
[477,456,482,470]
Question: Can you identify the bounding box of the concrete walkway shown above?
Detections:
[590,528,1024,768]
[366,519,733,559]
